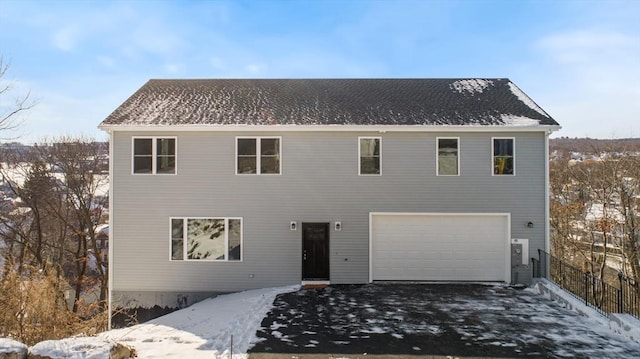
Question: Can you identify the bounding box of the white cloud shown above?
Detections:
[164,63,184,75]
[96,56,116,69]
[537,30,639,77]
[209,57,225,70]
[524,28,640,138]
[52,26,82,51]
[246,63,266,75]
[131,20,187,56]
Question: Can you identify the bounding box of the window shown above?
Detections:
[132,137,176,174]
[493,138,515,175]
[236,137,281,174]
[437,137,459,176]
[359,137,381,175]
[171,217,242,261]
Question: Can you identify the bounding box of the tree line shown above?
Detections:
[549,141,640,286]
[0,140,109,344]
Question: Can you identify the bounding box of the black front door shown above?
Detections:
[302,223,330,280]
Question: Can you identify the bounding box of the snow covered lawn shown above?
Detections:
[30,337,133,359]
[98,285,298,359]
[0,338,27,357]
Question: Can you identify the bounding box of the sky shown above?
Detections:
[0,0,638,143]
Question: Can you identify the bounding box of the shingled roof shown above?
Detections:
[99,78,559,128]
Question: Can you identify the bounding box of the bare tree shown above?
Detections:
[0,137,109,316]
[549,158,587,259]
[0,157,66,273]
[0,56,35,134]
[550,141,640,285]
[40,138,109,311]
[615,155,640,280]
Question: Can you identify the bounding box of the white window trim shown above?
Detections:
[235,136,282,175]
[131,136,178,175]
[436,137,460,176]
[358,136,382,176]
[170,217,243,262]
[491,137,516,176]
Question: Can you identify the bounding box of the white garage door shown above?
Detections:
[370,213,510,282]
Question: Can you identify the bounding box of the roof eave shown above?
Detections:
[98,124,561,134]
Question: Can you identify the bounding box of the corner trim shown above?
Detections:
[107,130,114,329]
[545,132,551,255]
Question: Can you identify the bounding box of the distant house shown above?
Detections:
[95,224,109,263]
[99,78,561,324]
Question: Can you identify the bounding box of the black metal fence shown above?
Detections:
[532,249,640,319]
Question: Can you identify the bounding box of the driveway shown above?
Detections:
[249,283,640,358]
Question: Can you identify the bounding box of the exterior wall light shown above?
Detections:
[335,221,342,231]
[527,221,534,228]
[290,221,297,231]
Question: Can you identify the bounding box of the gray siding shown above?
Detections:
[111,130,546,306]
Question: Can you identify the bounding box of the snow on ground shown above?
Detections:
[6,282,640,358]
[99,285,298,359]
[30,337,126,359]
[439,285,638,358]
[0,338,27,355]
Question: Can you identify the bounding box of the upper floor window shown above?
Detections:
[236,137,281,175]
[132,137,176,174]
[437,137,459,176]
[359,137,381,175]
[171,217,242,261]
[493,137,515,175]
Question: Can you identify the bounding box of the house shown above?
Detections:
[95,223,109,263]
[99,78,561,324]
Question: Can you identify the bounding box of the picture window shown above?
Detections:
[171,217,242,261]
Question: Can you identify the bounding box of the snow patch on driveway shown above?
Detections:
[531,278,640,344]
[251,283,640,358]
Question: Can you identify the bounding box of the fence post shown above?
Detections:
[537,249,543,278]
[585,271,590,305]
[618,272,624,313]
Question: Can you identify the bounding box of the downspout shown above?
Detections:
[107,130,114,329]
[544,130,551,259]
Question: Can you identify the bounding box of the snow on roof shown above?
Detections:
[586,202,624,223]
[99,78,560,128]
[500,114,542,126]
[449,79,494,94]
[508,82,548,117]
[95,224,109,236]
